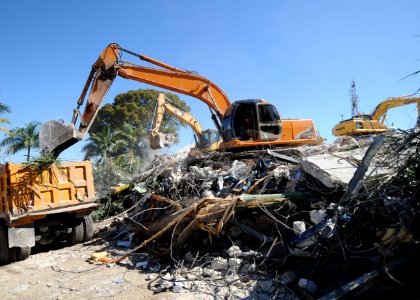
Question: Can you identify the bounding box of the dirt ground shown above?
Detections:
[0,238,202,300]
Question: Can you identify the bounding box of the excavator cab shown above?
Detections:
[222,99,282,142]
[199,129,220,149]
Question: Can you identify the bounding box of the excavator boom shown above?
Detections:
[149,93,221,150]
[117,63,230,119]
[370,95,420,125]
[149,93,202,149]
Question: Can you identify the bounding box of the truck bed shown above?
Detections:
[0,161,97,226]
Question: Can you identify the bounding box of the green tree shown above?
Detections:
[0,103,11,134]
[84,89,190,202]
[116,122,143,172]
[0,121,41,161]
[82,125,127,163]
[90,89,190,158]
[82,126,129,197]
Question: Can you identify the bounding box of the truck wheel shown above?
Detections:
[83,215,94,242]
[0,227,11,265]
[16,246,31,261]
[69,220,84,245]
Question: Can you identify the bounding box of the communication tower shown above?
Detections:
[350,80,359,117]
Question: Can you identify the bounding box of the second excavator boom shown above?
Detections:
[149,93,220,150]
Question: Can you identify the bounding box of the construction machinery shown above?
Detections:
[40,43,318,156]
[333,95,420,136]
[149,93,220,151]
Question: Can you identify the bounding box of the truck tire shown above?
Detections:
[0,227,11,265]
[69,220,84,245]
[16,246,31,261]
[82,215,94,242]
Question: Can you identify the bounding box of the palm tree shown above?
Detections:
[117,122,143,172]
[82,126,127,163]
[0,103,11,134]
[82,126,129,197]
[118,122,139,146]
[0,121,41,161]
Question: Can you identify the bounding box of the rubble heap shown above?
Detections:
[98,130,420,299]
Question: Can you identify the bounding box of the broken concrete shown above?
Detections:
[301,141,390,189]
[91,129,420,299]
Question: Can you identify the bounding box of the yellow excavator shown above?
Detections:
[332,95,420,136]
[39,43,318,156]
[149,93,220,151]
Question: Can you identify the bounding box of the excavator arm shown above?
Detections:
[149,93,203,149]
[370,95,420,125]
[40,43,230,156]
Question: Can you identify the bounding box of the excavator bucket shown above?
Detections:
[39,120,81,157]
[149,133,176,150]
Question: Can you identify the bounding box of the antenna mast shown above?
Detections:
[350,80,359,117]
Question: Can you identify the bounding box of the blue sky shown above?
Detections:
[1,1,420,162]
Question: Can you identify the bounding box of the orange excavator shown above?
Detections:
[40,43,318,156]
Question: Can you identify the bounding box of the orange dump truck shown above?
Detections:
[0,160,98,264]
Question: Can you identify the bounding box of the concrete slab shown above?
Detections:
[300,147,388,189]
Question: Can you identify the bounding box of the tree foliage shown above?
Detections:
[90,89,190,156]
[0,103,11,134]
[82,126,127,163]
[0,121,41,161]
[84,89,190,200]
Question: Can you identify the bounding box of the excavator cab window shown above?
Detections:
[258,104,279,123]
[232,104,257,141]
[361,114,372,121]
[257,104,281,140]
[221,105,234,141]
[201,129,220,148]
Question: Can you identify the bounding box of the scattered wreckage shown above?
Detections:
[94,130,420,299]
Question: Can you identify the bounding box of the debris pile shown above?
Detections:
[97,130,420,299]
